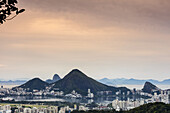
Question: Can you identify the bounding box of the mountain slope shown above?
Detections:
[53,74,61,81]
[46,74,61,84]
[142,82,160,94]
[128,102,170,113]
[52,69,130,95]
[13,78,49,91]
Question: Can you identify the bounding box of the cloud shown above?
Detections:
[0,64,6,68]
[2,0,170,36]
[0,0,170,80]
[19,0,170,33]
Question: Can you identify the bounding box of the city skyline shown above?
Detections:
[0,0,170,80]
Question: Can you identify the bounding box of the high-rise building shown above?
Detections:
[24,108,32,113]
[87,89,94,98]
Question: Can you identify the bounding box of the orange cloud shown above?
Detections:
[0,64,6,68]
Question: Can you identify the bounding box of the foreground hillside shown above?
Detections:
[72,102,170,113]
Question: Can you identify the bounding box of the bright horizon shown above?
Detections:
[0,68,169,82]
[0,0,170,81]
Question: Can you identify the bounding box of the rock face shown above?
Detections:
[46,74,61,84]
[13,78,49,91]
[53,74,61,81]
[52,69,130,96]
[142,82,160,94]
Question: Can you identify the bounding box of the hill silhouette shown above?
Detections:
[13,78,49,91]
[142,81,160,94]
[46,74,61,84]
[52,69,130,95]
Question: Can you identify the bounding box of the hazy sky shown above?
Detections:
[0,0,170,80]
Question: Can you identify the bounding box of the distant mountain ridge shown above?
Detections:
[46,74,61,84]
[98,78,170,85]
[0,80,27,85]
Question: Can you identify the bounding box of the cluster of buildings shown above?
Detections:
[14,106,65,113]
[150,91,170,104]
[65,90,82,98]
[64,89,94,99]
[0,103,116,113]
[0,104,89,113]
[112,98,145,111]
[0,90,169,113]
[60,89,94,99]
[0,105,64,113]
[0,85,64,97]
[112,90,170,111]
[0,86,94,100]
[0,84,170,112]
[0,105,11,113]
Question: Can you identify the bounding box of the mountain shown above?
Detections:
[99,78,114,85]
[46,74,61,84]
[161,79,170,84]
[98,78,170,85]
[142,82,160,94]
[13,78,49,91]
[0,80,27,85]
[53,74,61,81]
[51,69,130,96]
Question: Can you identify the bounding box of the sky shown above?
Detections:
[0,0,170,81]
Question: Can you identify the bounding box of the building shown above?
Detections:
[24,108,32,113]
[87,89,94,98]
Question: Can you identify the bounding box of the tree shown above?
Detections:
[0,0,25,24]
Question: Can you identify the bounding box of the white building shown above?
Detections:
[112,98,145,111]
[59,107,65,113]
[79,105,88,111]
[87,89,94,98]
[24,108,32,113]
[32,107,39,113]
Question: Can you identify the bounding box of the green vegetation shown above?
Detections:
[0,0,25,24]
[128,102,170,113]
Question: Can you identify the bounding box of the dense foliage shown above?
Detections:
[72,102,170,113]
[0,0,25,24]
[128,102,170,113]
